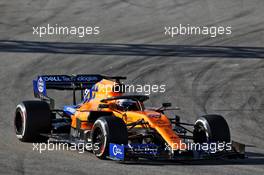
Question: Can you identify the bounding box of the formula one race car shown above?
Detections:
[14,74,245,161]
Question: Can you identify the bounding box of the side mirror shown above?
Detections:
[98,104,109,108]
[162,103,171,108]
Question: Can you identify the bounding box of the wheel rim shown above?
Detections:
[193,124,208,143]
[15,111,24,135]
[93,127,106,156]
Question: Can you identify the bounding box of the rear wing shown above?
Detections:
[33,74,126,103]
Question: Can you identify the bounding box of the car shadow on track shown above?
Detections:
[0,40,264,58]
[119,152,264,166]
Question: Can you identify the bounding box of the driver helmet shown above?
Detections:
[116,99,140,111]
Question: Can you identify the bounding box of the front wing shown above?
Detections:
[108,141,245,161]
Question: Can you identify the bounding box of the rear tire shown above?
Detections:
[91,116,128,159]
[14,101,51,142]
[193,114,230,143]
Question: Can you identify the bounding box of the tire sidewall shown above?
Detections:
[91,118,109,158]
[15,104,27,140]
[14,101,51,142]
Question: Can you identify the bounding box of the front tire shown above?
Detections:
[91,116,128,159]
[193,114,230,143]
[14,101,51,142]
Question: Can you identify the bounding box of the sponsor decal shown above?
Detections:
[66,107,76,114]
[148,114,161,118]
[63,106,76,115]
[109,143,125,160]
[127,144,158,155]
[76,76,99,82]
[42,75,71,82]
[41,75,99,82]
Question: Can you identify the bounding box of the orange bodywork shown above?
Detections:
[71,79,185,151]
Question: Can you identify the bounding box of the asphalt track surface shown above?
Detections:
[1,0,264,175]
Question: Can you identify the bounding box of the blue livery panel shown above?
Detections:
[109,143,125,160]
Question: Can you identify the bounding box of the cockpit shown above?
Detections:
[101,95,149,112]
[115,99,143,111]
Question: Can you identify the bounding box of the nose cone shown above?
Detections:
[126,111,186,151]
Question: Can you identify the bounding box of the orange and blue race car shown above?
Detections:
[14,74,245,161]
